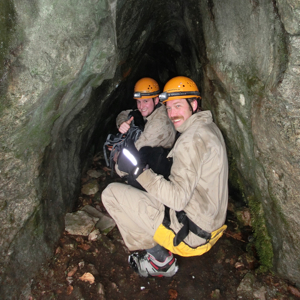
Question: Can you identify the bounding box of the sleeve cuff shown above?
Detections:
[136,168,155,188]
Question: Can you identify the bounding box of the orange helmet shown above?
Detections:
[133,78,160,99]
[159,76,201,103]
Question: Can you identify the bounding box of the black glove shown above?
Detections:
[128,110,145,131]
[139,146,172,179]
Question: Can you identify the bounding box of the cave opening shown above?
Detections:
[39,1,210,259]
[91,16,206,164]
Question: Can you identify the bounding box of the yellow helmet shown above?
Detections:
[133,78,160,99]
[159,76,201,103]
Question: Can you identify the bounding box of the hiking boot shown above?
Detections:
[128,251,179,277]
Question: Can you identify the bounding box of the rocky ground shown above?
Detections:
[29,153,300,300]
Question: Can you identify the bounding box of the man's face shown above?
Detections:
[166,98,197,129]
[136,97,159,117]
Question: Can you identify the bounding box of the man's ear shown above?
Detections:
[191,99,198,112]
[154,97,159,106]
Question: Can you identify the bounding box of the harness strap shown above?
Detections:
[162,206,171,227]
[163,206,211,247]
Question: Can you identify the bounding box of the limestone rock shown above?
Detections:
[253,286,266,300]
[95,215,116,235]
[237,272,256,300]
[87,169,105,178]
[88,229,101,241]
[81,205,116,234]
[65,211,99,236]
[81,205,104,219]
[81,181,100,195]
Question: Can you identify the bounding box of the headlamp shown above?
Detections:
[159,92,168,101]
[133,92,142,98]
[159,91,201,102]
[133,90,160,98]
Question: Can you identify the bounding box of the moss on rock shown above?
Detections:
[0,0,16,115]
[0,1,15,77]
[248,195,274,270]
[228,148,274,271]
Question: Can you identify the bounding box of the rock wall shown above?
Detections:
[0,0,120,297]
[0,0,191,297]
[0,0,300,297]
[198,0,300,285]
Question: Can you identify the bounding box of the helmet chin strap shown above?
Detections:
[186,99,195,115]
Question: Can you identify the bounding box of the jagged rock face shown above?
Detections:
[198,0,300,285]
[0,0,120,297]
[0,0,299,297]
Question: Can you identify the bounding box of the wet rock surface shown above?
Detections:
[199,0,300,283]
[29,154,299,300]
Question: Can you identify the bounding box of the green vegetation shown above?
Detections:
[0,1,15,115]
[248,194,273,271]
[228,149,274,271]
[218,62,275,271]
[0,0,15,77]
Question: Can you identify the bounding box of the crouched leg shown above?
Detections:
[101,182,164,251]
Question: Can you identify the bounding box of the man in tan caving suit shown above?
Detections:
[114,77,176,177]
[102,76,228,278]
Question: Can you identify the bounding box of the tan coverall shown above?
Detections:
[116,104,176,150]
[102,111,228,251]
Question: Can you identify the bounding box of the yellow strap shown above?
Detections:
[153,224,227,257]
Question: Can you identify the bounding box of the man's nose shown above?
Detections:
[167,108,174,117]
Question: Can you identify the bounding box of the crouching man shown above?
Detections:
[114,77,176,177]
[101,76,228,277]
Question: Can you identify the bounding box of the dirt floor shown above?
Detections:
[30,155,300,300]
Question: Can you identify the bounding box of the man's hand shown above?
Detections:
[118,116,134,134]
